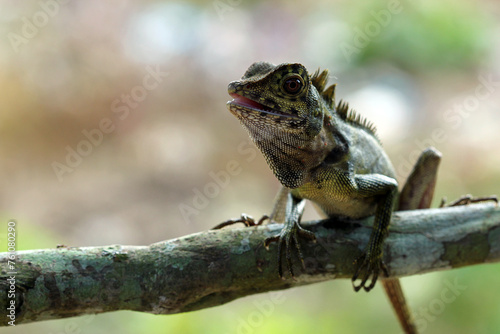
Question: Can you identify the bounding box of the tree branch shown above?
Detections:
[1,203,499,326]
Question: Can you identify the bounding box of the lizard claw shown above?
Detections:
[352,252,388,292]
[264,222,316,279]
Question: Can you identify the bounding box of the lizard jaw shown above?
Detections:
[227,93,301,120]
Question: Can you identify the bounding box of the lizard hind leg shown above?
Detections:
[211,213,269,230]
[439,194,498,207]
[212,186,291,230]
[399,146,442,211]
[211,187,290,230]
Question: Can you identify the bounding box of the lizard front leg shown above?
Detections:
[264,191,316,278]
[351,174,398,292]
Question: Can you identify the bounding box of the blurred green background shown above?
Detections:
[1,0,499,333]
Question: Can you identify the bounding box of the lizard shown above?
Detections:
[216,61,497,333]
[223,61,398,291]
[216,61,412,331]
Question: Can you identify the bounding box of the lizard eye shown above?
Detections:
[282,75,304,95]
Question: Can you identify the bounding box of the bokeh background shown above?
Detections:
[1,0,499,333]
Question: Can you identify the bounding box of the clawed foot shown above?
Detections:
[440,194,498,208]
[352,252,388,292]
[264,222,316,279]
[212,214,269,230]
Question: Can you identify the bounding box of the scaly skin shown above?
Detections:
[224,61,430,333]
[227,62,397,291]
[222,63,498,333]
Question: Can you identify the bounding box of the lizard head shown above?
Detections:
[226,62,337,188]
[227,62,325,140]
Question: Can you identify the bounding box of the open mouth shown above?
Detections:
[228,93,298,119]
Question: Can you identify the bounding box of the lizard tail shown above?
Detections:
[383,146,442,334]
[382,278,417,334]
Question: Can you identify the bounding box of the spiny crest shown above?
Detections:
[336,100,378,139]
[311,68,329,92]
[311,68,336,108]
[312,69,377,138]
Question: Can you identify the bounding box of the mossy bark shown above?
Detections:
[1,203,499,326]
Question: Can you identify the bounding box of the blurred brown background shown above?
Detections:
[1,0,499,333]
